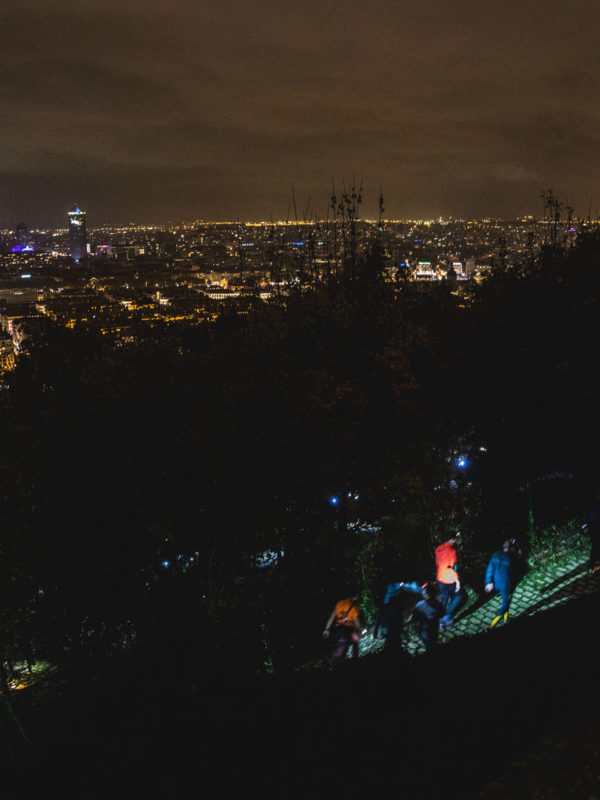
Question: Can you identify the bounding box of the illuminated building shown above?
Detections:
[0,331,16,371]
[68,204,87,262]
[16,222,29,247]
[11,222,34,254]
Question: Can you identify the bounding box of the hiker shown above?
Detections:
[373,603,404,651]
[322,595,367,666]
[435,532,465,628]
[373,582,410,651]
[412,582,444,653]
[381,580,443,652]
[484,538,521,628]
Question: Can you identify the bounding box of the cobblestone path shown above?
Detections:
[361,546,600,657]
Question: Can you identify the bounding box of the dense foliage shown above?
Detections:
[1,234,599,681]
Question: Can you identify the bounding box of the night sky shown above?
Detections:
[2,0,600,227]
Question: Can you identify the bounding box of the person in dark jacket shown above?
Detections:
[413,582,444,653]
[373,602,404,652]
[485,539,520,627]
[373,581,416,651]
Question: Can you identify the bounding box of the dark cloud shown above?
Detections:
[2,0,600,225]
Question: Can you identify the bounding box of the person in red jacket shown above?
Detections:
[435,532,464,628]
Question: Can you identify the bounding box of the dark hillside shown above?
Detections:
[2,240,600,797]
[4,588,599,798]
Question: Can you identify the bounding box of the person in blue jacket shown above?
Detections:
[485,538,520,628]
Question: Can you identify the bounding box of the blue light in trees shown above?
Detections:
[456,457,468,469]
[330,496,339,506]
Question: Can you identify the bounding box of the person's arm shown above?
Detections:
[322,609,337,639]
[449,546,461,591]
[451,565,461,592]
[400,581,422,595]
[353,610,367,636]
[384,582,403,604]
[485,556,495,592]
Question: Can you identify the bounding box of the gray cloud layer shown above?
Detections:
[2,0,600,225]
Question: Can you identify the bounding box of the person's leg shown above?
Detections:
[440,583,460,626]
[438,582,451,612]
[499,589,512,619]
[447,586,467,618]
[331,627,351,666]
[421,625,438,653]
[383,611,404,651]
[490,589,511,627]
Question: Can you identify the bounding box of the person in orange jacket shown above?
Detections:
[323,595,367,667]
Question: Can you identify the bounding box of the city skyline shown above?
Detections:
[2,1,600,227]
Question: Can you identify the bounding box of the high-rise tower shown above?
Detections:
[16,222,29,247]
[68,203,87,262]
[11,222,33,253]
